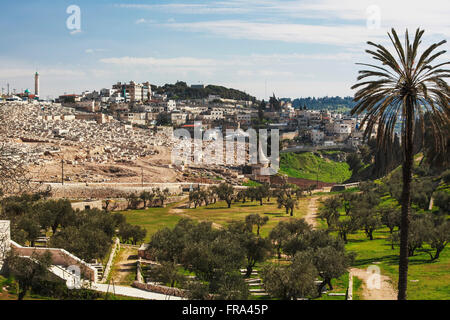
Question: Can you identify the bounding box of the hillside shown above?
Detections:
[152,81,256,101]
[279,151,352,183]
[285,96,356,112]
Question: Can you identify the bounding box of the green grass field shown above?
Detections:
[315,272,349,300]
[120,189,449,300]
[121,204,184,242]
[342,227,450,300]
[317,192,450,300]
[353,277,363,300]
[121,198,310,241]
[280,152,352,183]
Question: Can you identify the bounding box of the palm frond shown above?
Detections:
[351,28,449,154]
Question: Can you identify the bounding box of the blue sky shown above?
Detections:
[1,0,449,99]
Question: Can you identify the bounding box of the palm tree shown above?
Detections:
[351,28,449,300]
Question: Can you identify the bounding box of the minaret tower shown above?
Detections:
[34,72,39,96]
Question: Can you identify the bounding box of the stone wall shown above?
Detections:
[71,200,103,211]
[112,195,187,212]
[132,281,186,298]
[138,244,152,260]
[49,184,184,200]
[101,238,120,283]
[10,241,97,282]
[270,176,336,189]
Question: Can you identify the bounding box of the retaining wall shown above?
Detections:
[10,241,98,282]
[132,281,186,298]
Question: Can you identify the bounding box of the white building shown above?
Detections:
[334,123,352,135]
[208,95,221,102]
[202,109,224,121]
[166,100,177,111]
[171,112,188,125]
[112,81,152,103]
[310,129,324,144]
[120,112,147,125]
[236,113,252,123]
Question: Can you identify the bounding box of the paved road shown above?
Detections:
[91,283,184,300]
[47,264,182,300]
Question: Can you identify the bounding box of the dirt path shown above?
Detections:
[304,197,320,229]
[169,207,187,214]
[350,267,397,300]
[111,247,138,285]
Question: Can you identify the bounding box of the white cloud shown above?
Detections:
[116,3,249,14]
[120,0,449,43]
[164,20,386,46]
[99,52,361,70]
[135,18,147,24]
[5,0,449,99]
[100,56,221,67]
[85,49,107,54]
[0,68,86,78]
[118,0,450,28]
[0,62,114,98]
[98,52,361,98]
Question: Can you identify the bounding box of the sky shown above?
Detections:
[0,0,449,100]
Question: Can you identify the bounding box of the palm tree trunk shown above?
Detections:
[398,101,414,300]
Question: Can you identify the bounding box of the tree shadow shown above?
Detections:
[346,238,369,243]
[408,258,433,265]
[353,255,399,267]
[263,212,285,217]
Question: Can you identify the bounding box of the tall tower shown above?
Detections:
[34,72,39,96]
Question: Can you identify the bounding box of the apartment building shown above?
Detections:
[119,112,147,125]
[171,112,188,125]
[112,81,152,103]
[236,113,252,123]
[310,129,325,144]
